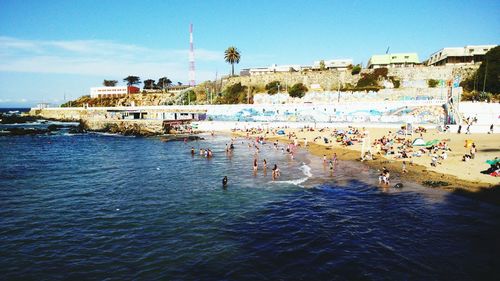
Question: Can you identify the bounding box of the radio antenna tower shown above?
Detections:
[189,23,195,86]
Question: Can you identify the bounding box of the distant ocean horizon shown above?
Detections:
[0,107,31,114]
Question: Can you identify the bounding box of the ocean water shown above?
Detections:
[1,128,499,280]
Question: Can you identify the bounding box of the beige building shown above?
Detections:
[427,45,496,66]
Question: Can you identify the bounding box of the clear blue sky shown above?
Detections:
[0,0,498,107]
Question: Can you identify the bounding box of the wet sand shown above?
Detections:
[233,127,500,205]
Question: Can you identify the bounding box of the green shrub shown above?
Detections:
[428,79,439,88]
[351,64,361,75]
[265,81,281,95]
[288,83,308,98]
[221,82,247,104]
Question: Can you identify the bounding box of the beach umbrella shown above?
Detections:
[412,138,426,146]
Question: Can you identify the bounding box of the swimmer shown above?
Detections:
[222,176,228,188]
[191,147,195,156]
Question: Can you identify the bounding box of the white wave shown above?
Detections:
[299,163,313,177]
[272,177,309,186]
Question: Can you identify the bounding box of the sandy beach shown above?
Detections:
[227,122,500,204]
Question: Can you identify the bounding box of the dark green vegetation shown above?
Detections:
[351,64,361,75]
[216,82,250,104]
[265,81,281,95]
[460,46,500,101]
[428,79,439,88]
[288,83,308,98]
[103,80,118,86]
[123,76,141,86]
[341,67,388,92]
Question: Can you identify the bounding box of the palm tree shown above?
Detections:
[224,46,241,76]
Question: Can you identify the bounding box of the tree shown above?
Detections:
[123,76,141,86]
[143,79,156,89]
[461,46,500,95]
[103,80,118,87]
[288,83,308,98]
[265,81,281,95]
[158,77,172,90]
[181,90,196,104]
[224,46,241,76]
[319,60,326,70]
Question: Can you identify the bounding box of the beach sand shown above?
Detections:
[232,125,500,204]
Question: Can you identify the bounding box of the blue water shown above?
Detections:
[1,129,499,280]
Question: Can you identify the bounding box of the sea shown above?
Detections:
[1,118,499,280]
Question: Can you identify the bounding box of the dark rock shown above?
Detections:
[0,113,39,124]
[422,180,450,187]
[68,123,86,134]
[6,127,49,136]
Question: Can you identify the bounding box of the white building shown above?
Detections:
[90,86,129,98]
[427,45,496,66]
[313,59,353,70]
[245,64,304,76]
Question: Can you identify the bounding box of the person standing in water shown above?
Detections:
[272,164,280,180]
[222,176,228,188]
[191,147,195,156]
[253,158,258,173]
[263,159,267,171]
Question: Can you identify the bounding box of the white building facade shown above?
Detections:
[427,45,496,66]
[90,86,128,98]
[313,59,353,70]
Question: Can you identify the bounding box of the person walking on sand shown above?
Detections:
[489,124,494,134]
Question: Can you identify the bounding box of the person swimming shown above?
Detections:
[222,176,228,188]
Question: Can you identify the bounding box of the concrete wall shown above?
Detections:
[458,102,500,125]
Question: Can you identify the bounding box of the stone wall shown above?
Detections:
[222,65,478,92]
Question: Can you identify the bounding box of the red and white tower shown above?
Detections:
[189,23,195,86]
